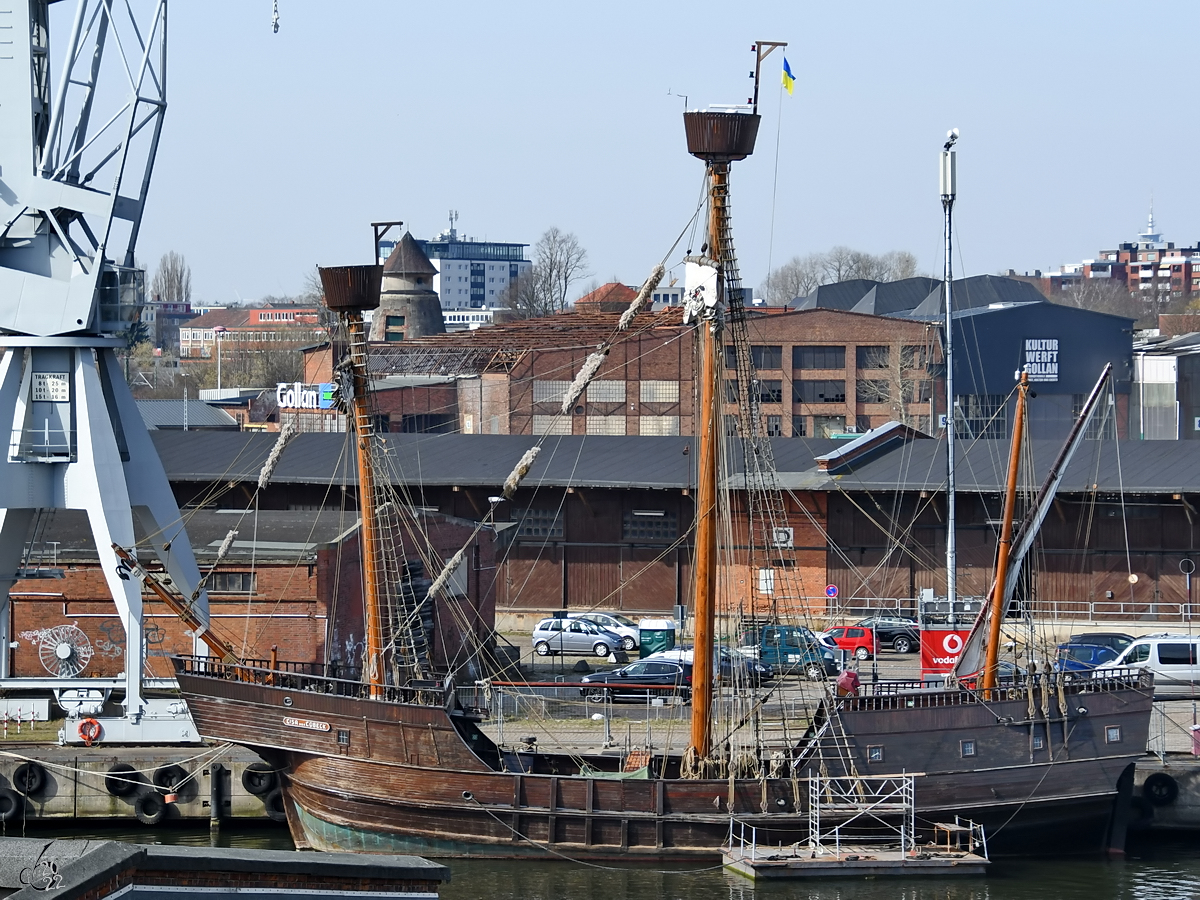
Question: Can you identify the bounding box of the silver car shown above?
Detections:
[532,617,624,657]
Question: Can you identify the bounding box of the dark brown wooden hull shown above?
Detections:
[175,664,1153,858]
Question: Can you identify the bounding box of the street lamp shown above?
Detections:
[213,326,227,392]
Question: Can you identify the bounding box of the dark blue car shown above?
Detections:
[1055,642,1121,674]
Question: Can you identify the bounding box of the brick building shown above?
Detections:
[1024,211,1200,304]
[179,305,325,359]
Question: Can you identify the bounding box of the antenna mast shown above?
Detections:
[940,131,958,611]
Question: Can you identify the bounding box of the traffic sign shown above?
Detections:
[825,584,838,599]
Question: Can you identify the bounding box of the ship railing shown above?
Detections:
[172,655,454,706]
[843,667,1150,711]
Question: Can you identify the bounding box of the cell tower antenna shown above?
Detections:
[0,1,211,742]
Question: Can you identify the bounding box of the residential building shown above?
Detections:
[1022,211,1200,303]
[178,305,325,358]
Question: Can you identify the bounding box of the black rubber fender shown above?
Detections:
[1143,772,1179,806]
[241,763,277,797]
[263,787,287,823]
[12,762,46,796]
[105,763,140,797]
[0,787,21,822]
[134,790,167,825]
[153,764,187,792]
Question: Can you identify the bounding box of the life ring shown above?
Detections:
[13,762,46,796]
[134,790,167,825]
[0,788,20,822]
[263,787,287,823]
[1143,773,1179,806]
[78,718,102,746]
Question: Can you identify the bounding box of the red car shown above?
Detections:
[821,626,877,661]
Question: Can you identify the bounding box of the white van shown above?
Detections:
[1099,634,1200,698]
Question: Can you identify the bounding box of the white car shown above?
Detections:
[569,612,640,652]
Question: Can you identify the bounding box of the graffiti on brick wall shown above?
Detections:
[88,619,168,659]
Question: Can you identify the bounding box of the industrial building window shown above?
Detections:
[210,572,256,593]
[954,394,1006,439]
[623,509,678,542]
[795,380,846,404]
[756,380,783,404]
[856,345,890,369]
[1105,725,1122,744]
[901,345,928,369]
[386,315,406,328]
[532,415,572,435]
[856,380,890,403]
[1032,731,1044,751]
[724,414,740,436]
[867,745,884,763]
[813,415,846,438]
[960,739,976,758]
[791,415,807,437]
[725,379,740,403]
[901,380,933,403]
[766,415,782,436]
[794,345,845,370]
[337,729,350,746]
[640,415,679,436]
[533,380,571,403]
[586,415,626,435]
[587,380,625,403]
[516,508,564,539]
[751,345,783,369]
[640,380,680,403]
[1072,393,1117,440]
[856,415,872,433]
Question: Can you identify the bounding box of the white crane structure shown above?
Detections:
[0,0,209,742]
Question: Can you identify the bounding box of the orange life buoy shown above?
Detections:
[78,718,102,746]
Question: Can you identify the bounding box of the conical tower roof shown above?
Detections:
[383,231,438,278]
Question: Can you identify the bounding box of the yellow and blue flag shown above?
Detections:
[781,57,795,95]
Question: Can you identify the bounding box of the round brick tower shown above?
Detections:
[370,231,445,342]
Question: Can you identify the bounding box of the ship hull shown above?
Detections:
[176,661,1153,859]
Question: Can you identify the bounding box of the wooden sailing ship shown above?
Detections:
[172,93,1154,859]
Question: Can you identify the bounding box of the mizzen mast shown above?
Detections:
[683,106,760,762]
[319,264,386,698]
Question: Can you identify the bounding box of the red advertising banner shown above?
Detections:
[920,629,971,677]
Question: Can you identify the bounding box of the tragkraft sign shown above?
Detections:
[277,382,335,410]
[1024,338,1059,382]
[920,629,971,677]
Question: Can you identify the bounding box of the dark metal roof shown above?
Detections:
[18,508,357,563]
[148,431,1200,496]
[138,400,240,430]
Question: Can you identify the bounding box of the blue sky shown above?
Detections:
[126,1,1199,304]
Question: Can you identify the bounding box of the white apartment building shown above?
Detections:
[378,224,531,313]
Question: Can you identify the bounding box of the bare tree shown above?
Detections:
[1053,279,1147,323]
[760,254,823,305]
[536,227,590,312]
[760,246,920,304]
[502,227,591,318]
[151,251,192,304]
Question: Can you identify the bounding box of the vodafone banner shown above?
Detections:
[921,629,971,677]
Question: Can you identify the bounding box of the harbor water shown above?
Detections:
[13,823,1200,899]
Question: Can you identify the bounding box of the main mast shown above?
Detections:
[940,132,959,611]
[683,107,760,762]
[319,264,387,698]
